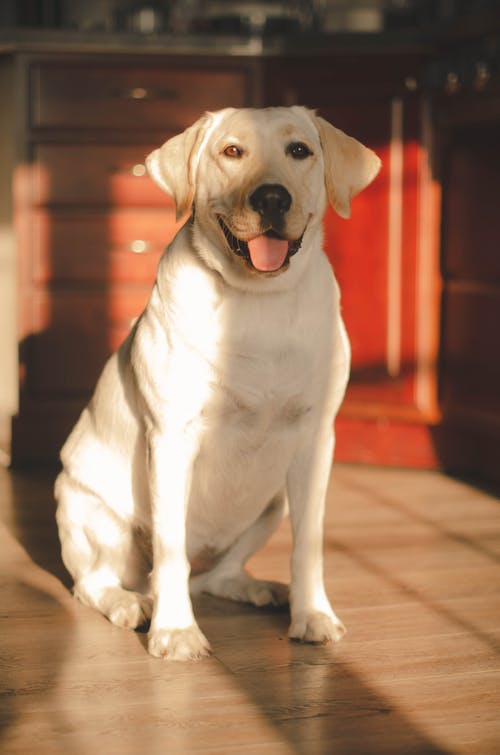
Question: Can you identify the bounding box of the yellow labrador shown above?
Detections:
[55,107,380,660]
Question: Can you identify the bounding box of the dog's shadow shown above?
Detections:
[134,591,290,641]
[146,594,448,755]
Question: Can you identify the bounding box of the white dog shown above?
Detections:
[55,107,380,660]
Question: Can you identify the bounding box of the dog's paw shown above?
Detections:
[107,592,153,630]
[289,611,346,645]
[244,578,290,608]
[148,625,211,661]
[198,573,289,608]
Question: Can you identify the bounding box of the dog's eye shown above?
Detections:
[287,142,313,160]
[223,145,244,159]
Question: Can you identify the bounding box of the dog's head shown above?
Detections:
[147,107,380,284]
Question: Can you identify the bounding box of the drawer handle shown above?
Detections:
[129,240,151,254]
[130,163,147,177]
[115,87,178,101]
[108,163,147,177]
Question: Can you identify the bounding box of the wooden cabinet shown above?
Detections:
[31,62,249,130]
[5,54,253,462]
[1,47,448,471]
[433,77,500,481]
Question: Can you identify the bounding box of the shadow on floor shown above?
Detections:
[2,467,451,755]
[193,595,451,755]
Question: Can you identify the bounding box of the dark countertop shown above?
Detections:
[0,27,430,58]
[1,7,498,60]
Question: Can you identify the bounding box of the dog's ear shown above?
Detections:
[146,113,212,220]
[314,116,381,219]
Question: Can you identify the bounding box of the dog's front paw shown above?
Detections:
[289,611,346,645]
[148,625,211,661]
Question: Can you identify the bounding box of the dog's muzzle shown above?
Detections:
[218,217,304,274]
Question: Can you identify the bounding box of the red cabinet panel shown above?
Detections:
[33,144,171,207]
[31,209,181,285]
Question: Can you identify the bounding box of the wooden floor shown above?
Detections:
[1,463,499,754]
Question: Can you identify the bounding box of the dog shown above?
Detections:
[55,106,380,660]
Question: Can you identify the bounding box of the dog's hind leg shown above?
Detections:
[190,492,289,607]
[55,472,153,629]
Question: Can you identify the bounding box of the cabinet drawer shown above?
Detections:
[28,290,148,395]
[34,144,171,206]
[32,209,182,284]
[31,63,249,129]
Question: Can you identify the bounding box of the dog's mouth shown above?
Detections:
[218,217,304,273]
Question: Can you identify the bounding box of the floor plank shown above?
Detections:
[1,464,499,754]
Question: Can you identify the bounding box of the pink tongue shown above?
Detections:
[247,235,289,272]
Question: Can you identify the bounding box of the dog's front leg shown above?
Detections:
[287,426,346,645]
[147,431,211,661]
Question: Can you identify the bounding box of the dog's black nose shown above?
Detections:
[250,184,292,221]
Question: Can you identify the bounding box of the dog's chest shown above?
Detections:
[170,272,327,432]
[198,292,322,435]
[188,352,313,549]
[202,354,312,449]
[164,261,335,551]
[187,305,325,536]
